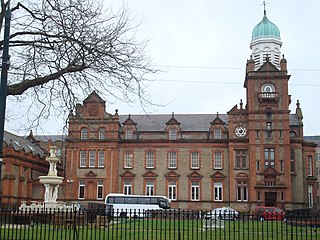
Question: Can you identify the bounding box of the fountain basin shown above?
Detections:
[39,176,63,185]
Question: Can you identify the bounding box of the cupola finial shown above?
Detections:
[262,0,269,14]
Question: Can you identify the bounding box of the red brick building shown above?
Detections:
[64,10,317,211]
[1,131,48,204]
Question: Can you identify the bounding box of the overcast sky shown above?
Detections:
[6,0,320,136]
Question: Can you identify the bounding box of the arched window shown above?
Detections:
[290,131,297,138]
[214,128,222,139]
[81,128,88,140]
[98,128,105,139]
[126,129,133,139]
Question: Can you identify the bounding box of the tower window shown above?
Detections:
[266,122,272,130]
[264,148,275,168]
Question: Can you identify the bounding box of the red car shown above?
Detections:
[255,206,286,221]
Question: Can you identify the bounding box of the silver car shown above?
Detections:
[206,207,239,220]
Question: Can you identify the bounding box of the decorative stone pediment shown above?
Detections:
[257,60,279,72]
[165,112,181,126]
[262,167,279,176]
[83,91,105,104]
[235,172,249,180]
[85,170,97,178]
[120,170,136,178]
[210,170,226,179]
[165,170,181,178]
[210,113,225,126]
[187,170,203,179]
[122,114,137,126]
[142,170,158,178]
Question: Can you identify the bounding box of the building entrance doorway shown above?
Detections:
[265,192,277,206]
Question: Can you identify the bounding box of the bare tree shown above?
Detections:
[1,0,158,132]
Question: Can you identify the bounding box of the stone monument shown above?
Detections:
[20,146,73,211]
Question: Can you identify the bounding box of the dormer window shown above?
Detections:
[98,128,105,139]
[213,128,222,139]
[126,129,133,139]
[81,128,88,140]
[169,128,177,140]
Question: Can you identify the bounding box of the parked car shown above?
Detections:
[206,207,239,220]
[255,206,286,221]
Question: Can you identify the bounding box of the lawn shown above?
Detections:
[0,218,318,240]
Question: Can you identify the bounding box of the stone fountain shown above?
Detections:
[20,146,73,211]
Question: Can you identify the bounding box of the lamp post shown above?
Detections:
[0,0,11,203]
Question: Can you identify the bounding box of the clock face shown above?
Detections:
[235,126,246,137]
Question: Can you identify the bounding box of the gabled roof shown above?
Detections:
[257,59,280,72]
[166,112,181,125]
[118,113,300,132]
[4,131,46,158]
[119,114,229,131]
[122,114,137,126]
[83,91,105,104]
[210,113,225,125]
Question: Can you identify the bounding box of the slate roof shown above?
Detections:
[4,131,46,158]
[13,114,300,141]
[304,136,320,146]
[119,114,228,131]
[119,113,300,132]
[34,135,66,142]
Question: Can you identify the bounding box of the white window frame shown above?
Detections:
[146,151,155,168]
[191,182,200,201]
[81,128,88,140]
[169,128,177,140]
[236,181,248,202]
[78,180,85,199]
[89,150,96,168]
[98,150,105,167]
[264,148,275,168]
[80,150,87,167]
[97,180,104,200]
[191,152,200,169]
[214,152,222,169]
[214,128,222,139]
[308,185,314,208]
[214,182,223,201]
[168,152,177,169]
[308,155,313,176]
[168,182,177,200]
[98,128,105,139]
[146,181,154,196]
[126,129,133,139]
[124,181,132,195]
[124,152,133,168]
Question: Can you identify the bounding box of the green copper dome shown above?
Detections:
[252,11,280,40]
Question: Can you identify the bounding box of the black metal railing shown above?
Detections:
[1,205,320,240]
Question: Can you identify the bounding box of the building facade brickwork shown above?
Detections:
[1,131,49,204]
[63,10,318,212]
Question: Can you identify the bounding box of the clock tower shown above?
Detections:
[245,9,293,208]
[225,8,316,210]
